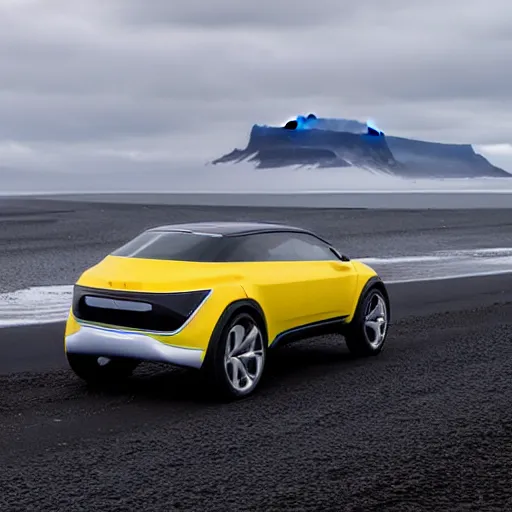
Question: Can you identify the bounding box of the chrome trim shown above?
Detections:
[65,325,204,369]
[76,289,213,336]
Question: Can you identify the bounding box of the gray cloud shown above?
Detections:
[1,0,512,178]
[111,0,361,27]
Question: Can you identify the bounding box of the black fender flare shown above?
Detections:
[202,298,269,367]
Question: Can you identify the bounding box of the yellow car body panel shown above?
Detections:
[346,260,381,319]
[64,224,385,373]
[235,260,360,342]
[66,256,248,355]
[66,257,378,352]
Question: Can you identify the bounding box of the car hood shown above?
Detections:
[76,255,243,293]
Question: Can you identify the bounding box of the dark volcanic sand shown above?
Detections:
[1,198,512,511]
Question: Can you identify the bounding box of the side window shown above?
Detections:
[226,232,339,262]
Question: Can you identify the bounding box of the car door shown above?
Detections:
[224,233,314,336]
[228,232,358,337]
[275,232,359,323]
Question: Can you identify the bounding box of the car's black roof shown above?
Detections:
[148,221,325,240]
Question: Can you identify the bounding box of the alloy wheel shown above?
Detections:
[223,320,265,393]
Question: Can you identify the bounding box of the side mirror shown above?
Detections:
[329,247,350,262]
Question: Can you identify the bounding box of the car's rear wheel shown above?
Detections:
[344,286,389,356]
[67,353,139,385]
[203,311,267,399]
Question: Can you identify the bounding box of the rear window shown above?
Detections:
[111,231,225,262]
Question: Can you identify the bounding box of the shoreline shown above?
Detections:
[2,190,512,208]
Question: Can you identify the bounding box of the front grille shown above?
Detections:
[72,285,210,332]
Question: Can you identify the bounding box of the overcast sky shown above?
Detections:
[1,0,512,177]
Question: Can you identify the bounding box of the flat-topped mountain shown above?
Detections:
[212,114,510,178]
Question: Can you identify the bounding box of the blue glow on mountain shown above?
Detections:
[367,119,381,133]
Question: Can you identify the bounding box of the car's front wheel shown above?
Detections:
[67,353,139,385]
[344,286,390,356]
[203,311,267,399]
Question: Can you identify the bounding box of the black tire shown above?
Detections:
[344,286,390,357]
[67,353,139,385]
[202,311,267,400]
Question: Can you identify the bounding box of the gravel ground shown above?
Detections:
[1,198,512,511]
[1,299,512,511]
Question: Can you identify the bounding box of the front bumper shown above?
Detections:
[65,324,204,369]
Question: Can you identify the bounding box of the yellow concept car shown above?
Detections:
[65,221,390,398]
